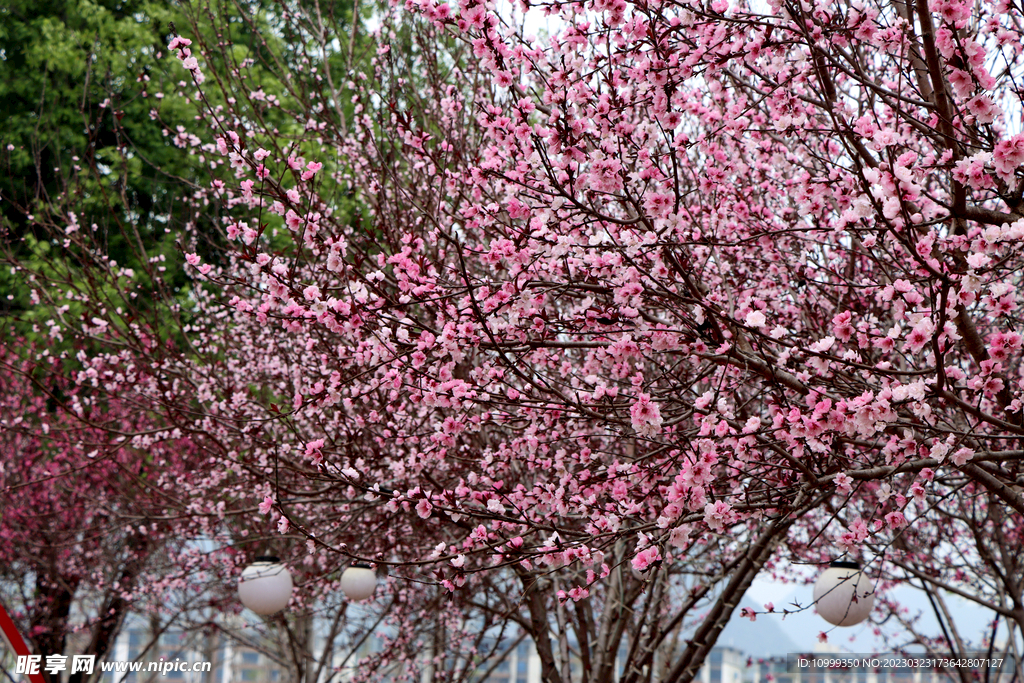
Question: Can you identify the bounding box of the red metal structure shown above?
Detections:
[0,601,47,683]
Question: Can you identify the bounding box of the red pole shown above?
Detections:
[0,601,48,683]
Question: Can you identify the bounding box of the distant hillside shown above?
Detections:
[713,596,802,660]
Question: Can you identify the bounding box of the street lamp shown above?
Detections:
[813,560,875,627]
[340,564,377,601]
[238,556,294,615]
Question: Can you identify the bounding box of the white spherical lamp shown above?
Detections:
[238,556,294,615]
[813,560,874,627]
[340,564,377,601]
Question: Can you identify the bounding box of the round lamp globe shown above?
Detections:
[340,565,377,601]
[238,556,294,615]
[813,560,874,627]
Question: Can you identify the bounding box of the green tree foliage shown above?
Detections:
[0,0,200,331]
[0,0,368,347]
[0,0,196,233]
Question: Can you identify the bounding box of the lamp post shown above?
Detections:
[340,565,377,601]
[238,556,294,615]
[813,560,875,627]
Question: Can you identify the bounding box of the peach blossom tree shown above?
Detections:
[7,0,1024,677]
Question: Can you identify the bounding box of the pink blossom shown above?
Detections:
[285,210,303,231]
[993,135,1024,179]
[258,495,275,515]
[304,439,325,466]
[630,393,663,437]
[950,447,975,466]
[831,311,854,342]
[809,336,835,353]
[745,310,767,328]
[631,545,661,573]
[904,318,935,354]
[703,500,734,533]
[568,586,589,601]
[834,472,853,494]
[838,520,870,550]
[167,36,192,51]
[967,95,999,124]
[885,511,908,529]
